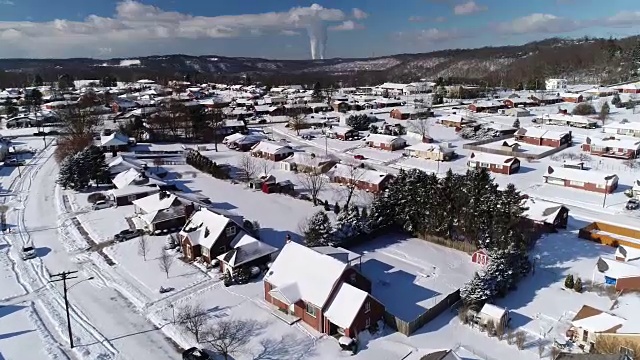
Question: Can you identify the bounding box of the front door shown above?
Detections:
[186,244,192,259]
[288,303,295,316]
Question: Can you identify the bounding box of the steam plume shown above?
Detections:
[307,19,327,60]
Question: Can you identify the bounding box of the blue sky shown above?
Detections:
[0,0,639,59]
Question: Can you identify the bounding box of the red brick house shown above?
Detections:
[467,152,520,175]
[561,93,583,103]
[514,127,572,148]
[264,242,384,338]
[522,197,569,231]
[250,141,294,161]
[543,166,618,194]
[503,97,537,108]
[468,100,504,113]
[179,208,244,263]
[582,136,640,159]
[529,95,563,105]
[364,134,407,151]
[327,164,395,193]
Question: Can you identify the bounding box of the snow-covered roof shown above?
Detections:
[480,303,507,319]
[542,113,597,125]
[572,306,625,333]
[516,127,569,140]
[365,133,405,145]
[112,168,165,189]
[522,198,565,224]
[100,132,129,147]
[378,82,415,90]
[132,192,182,214]
[223,133,244,144]
[108,155,147,174]
[264,241,347,307]
[251,141,292,155]
[604,121,640,131]
[109,185,159,198]
[312,246,361,264]
[544,166,617,185]
[217,235,277,268]
[585,136,640,150]
[471,100,503,108]
[180,208,232,249]
[323,283,369,329]
[327,126,356,135]
[282,152,336,165]
[596,257,640,279]
[615,245,640,262]
[327,164,392,185]
[468,152,517,166]
[405,142,454,154]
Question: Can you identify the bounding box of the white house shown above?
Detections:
[541,113,598,129]
[545,78,568,91]
[604,120,640,138]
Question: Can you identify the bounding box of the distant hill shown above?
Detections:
[0,36,638,88]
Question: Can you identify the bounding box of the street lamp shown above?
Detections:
[602,175,616,208]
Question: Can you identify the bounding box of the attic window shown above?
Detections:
[204,227,210,238]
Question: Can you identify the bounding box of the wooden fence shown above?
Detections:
[384,289,461,336]
[463,136,571,160]
[579,222,640,249]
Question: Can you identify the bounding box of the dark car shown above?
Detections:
[353,154,366,160]
[5,158,25,166]
[114,229,144,242]
[626,199,640,210]
[182,347,210,360]
[258,118,267,124]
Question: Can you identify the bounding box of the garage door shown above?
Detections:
[604,276,617,285]
[546,177,565,186]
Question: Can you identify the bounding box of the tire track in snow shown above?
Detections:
[3,146,119,360]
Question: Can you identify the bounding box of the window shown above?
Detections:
[226,226,236,237]
[305,302,317,317]
[480,162,490,168]
[569,180,584,187]
[127,195,137,202]
[364,301,371,313]
[596,183,606,189]
[201,246,209,258]
[350,273,357,284]
[365,317,371,328]
[582,330,589,342]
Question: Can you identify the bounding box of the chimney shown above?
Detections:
[184,202,195,219]
[285,234,292,244]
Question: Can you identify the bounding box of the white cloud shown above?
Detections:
[493,13,583,34]
[408,16,425,23]
[329,20,364,31]
[454,1,487,15]
[0,0,14,5]
[601,11,640,27]
[0,1,351,57]
[280,29,300,36]
[396,27,466,44]
[352,8,368,20]
[408,16,447,23]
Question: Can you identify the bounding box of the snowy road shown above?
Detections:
[2,146,180,360]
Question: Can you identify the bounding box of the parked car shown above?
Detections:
[92,200,112,210]
[5,158,25,166]
[626,199,640,210]
[258,118,267,124]
[353,154,366,160]
[114,229,144,242]
[182,347,210,360]
[21,245,36,260]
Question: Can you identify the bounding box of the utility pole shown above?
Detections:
[50,270,78,348]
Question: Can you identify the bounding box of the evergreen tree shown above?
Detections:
[612,93,622,107]
[573,277,583,292]
[312,81,322,100]
[334,202,340,215]
[56,156,74,189]
[599,101,610,122]
[303,211,333,247]
[460,271,495,306]
[564,274,574,289]
[369,124,379,134]
[512,118,520,129]
[346,114,370,131]
[334,206,365,242]
[33,74,44,87]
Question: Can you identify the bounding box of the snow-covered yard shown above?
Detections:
[76,206,133,244]
[0,303,57,360]
[481,139,555,156]
[103,236,213,302]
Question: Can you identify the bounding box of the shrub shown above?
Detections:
[573,277,583,292]
[515,330,527,350]
[564,274,574,289]
[572,103,596,115]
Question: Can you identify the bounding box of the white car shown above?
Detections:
[21,245,36,260]
[92,200,112,210]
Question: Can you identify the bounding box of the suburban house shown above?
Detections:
[504,107,531,118]
[216,234,278,276]
[543,166,618,194]
[264,242,385,338]
[326,126,360,141]
[529,95,564,105]
[112,168,166,189]
[111,98,137,113]
[582,136,640,159]
[179,208,244,263]
[593,255,640,291]
[440,114,474,128]
[327,164,395,193]
[132,191,196,233]
[503,97,537,108]
[514,127,572,148]
[219,119,248,136]
[475,303,509,330]
[108,185,161,206]
[226,134,264,151]
[604,121,640,138]
[522,198,570,231]
[561,93,584,103]
[389,107,432,120]
[617,83,640,94]
[567,305,633,353]
[250,141,294,161]
[279,152,337,173]
[468,100,504,113]
[467,152,521,175]
[100,132,130,152]
[108,155,153,176]
[541,113,598,129]
[404,143,456,161]
[364,134,407,151]
[546,78,568,91]
[632,180,640,198]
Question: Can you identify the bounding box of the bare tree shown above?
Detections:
[408,118,431,139]
[176,303,210,343]
[237,154,258,183]
[288,113,306,136]
[537,339,545,358]
[210,110,224,152]
[204,319,254,360]
[54,134,93,163]
[337,163,366,210]
[158,250,174,278]
[258,158,275,178]
[137,235,148,261]
[0,205,7,231]
[623,159,640,170]
[550,346,561,359]
[59,106,101,137]
[296,158,328,205]
[515,330,527,350]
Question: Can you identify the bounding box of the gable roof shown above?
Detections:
[180,208,232,249]
[419,350,463,360]
[405,142,454,154]
[571,305,625,333]
[251,141,292,155]
[522,198,566,224]
[516,127,570,140]
[468,152,517,165]
[217,234,277,268]
[327,163,393,185]
[365,133,405,145]
[584,136,640,151]
[595,257,640,279]
[112,168,165,189]
[323,283,369,329]
[480,303,507,319]
[100,132,129,147]
[544,166,617,185]
[132,192,182,214]
[264,241,347,307]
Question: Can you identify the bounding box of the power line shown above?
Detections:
[50,270,78,348]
